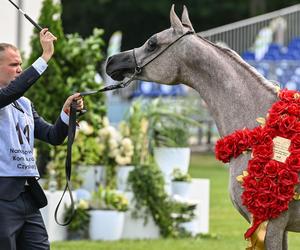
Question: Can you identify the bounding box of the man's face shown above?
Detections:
[0,48,22,88]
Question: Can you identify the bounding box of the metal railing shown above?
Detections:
[198,4,300,54]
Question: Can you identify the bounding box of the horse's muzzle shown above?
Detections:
[106,52,136,81]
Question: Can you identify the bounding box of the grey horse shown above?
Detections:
[106,5,300,250]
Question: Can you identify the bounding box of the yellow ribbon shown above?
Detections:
[246,221,268,250]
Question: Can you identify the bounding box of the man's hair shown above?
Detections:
[0,43,18,60]
[0,43,18,52]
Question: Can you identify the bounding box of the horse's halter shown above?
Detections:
[80,30,195,97]
[132,30,195,76]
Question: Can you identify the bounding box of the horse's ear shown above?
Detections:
[181,5,194,32]
[170,4,184,32]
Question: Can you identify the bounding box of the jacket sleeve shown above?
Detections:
[0,67,40,109]
[32,103,69,146]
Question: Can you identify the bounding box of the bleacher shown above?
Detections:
[130,81,187,98]
[242,37,300,90]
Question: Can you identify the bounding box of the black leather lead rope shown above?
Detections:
[54,100,77,226]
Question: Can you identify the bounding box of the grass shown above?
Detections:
[51,153,300,250]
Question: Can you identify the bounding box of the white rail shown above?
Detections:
[198,4,300,54]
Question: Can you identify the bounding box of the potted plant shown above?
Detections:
[89,186,129,240]
[63,199,90,240]
[171,168,192,198]
[146,98,201,187]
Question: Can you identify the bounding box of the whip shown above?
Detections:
[8,0,43,31]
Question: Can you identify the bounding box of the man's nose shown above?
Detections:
[16,66,22,74]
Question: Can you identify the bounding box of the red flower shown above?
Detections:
[252,144,273,160]
[247,159,265,179]
[279,89,298,102]
[278,115,298,136]
[215,137,235,163]
[278,169,299,186]
[241,190,256,207]
[290,134,300,150]
[255,191,276,209]
[287,103,300,116]
[257,176,277,192]
[215,129,251,163]
[249,127,275,146]
[286,152,300,171]
[266,113,281,128]
[234,129,251,155]
[263,160,280,178]
[270,101,289,115]
[242,175,259,190]
[274,199,289,214]
[276,184,295,201]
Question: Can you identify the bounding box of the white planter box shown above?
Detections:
[153,147,191,179]
[121,192,160,239]
[183,179,210,234]
[172,181,192,198]
[116,166,135,191]
[77,165,105,192]
[154,147,191,194]
[89,210,125,240]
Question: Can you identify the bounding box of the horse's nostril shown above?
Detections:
[106,57,116,75]
[106,56,113,64]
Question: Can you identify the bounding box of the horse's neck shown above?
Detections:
[182,37,278,136]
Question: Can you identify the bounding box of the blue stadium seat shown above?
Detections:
[241,51,255,60]
[131,81,187,98]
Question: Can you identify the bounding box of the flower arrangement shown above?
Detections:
[171,168,192,182]
[97,117,134,166]
[215,89,300,239]
[90,185,129,212]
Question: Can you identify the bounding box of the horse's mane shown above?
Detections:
[196,34,278,95]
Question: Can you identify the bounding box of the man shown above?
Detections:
[0,28,84,249]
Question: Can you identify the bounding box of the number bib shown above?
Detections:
[0,97,39,177]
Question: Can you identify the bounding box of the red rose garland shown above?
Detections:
[215,89,300,239]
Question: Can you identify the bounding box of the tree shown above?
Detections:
[26,0,106,177]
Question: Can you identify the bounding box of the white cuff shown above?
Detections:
[60,110,69,125]
[32,57,48,75]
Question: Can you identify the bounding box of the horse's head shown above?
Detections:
[105,5,195,85]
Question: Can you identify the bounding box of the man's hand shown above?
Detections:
[63,93,84,115]
[40,28,57,62]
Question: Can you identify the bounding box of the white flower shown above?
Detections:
[107,126,118,139]
[99,127,109,138]
[122,138,132,147]
[79,120,94,135]
[78,199,89,209]
[109,138,118,150]
[115,155,131,165]
[109,149,119,158]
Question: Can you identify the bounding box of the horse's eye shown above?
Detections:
[147,39,157,52]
